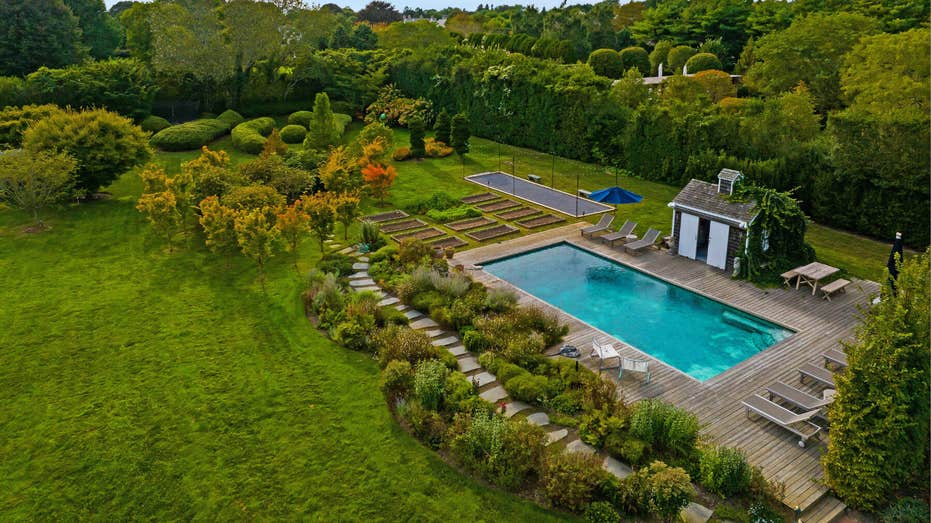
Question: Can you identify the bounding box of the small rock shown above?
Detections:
[479,385,508,403]
[566,440,597,455]
[546,429,569,445]
[526,412,550,426]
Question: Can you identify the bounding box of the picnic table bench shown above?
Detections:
[819,278,850,301]
[793,262,841,296]
[527,174,542,183]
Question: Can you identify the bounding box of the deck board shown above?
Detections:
[456,223,878,511]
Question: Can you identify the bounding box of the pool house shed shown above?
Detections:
[667,169,755,272]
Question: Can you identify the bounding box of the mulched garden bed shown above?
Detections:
[517,214,565,229]
[465,224,519,241]
[430,237,469,250]
[392,228,445,242]
[461,192,499,204]
[496,207,541,221]
[446,217,495,231]
[380,219,427,233]
[361,209,409,223]
[476,200,520,212]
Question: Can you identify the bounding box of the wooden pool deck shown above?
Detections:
[456,223,879,515]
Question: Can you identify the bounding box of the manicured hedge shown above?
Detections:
[217,109,244,127]
[149,119,230,151]
[288,111,313,127]
[279,124,307,144]
[334,113,352,134]
[140,115,171,133]
[231,117,276,154]
[686,53,723,73]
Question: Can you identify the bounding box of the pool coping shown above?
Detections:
[465,171,614,218]
[473,238,801,386]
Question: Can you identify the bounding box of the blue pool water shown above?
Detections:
[482,243,794,381]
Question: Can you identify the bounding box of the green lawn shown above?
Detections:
[0,153,572,521]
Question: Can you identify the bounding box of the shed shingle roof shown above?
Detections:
[671,179,756,225]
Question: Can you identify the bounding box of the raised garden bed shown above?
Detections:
[430,237,469,250]
[476,200,520,212]
[380,219,427,233]
[446,217,495,231]
[465,224,519,241]
[361,209,409,223]
[392,228,445,242]
[496,207,541,221]
[517,214,565,229]
[461,192,499,204]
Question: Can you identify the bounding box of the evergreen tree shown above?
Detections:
[450,113,470,156]
[0,0,87,76]
[408,117,426,158]
[304,93,340,152]
[433,109,451,145]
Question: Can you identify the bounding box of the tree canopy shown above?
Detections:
[0,0,86,76]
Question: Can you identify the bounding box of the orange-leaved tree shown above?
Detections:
[301,193,336,251]
[362,162,397,202]
[199,195,240,265]
[233,207,280,289]
[276,199,310,267]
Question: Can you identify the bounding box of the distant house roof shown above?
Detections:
[718,168,741,181]
[670,179,756,227]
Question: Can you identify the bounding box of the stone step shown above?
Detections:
[469,372,496,388]
[457,357,480,374]
[409,317,439,329]
[378,297,400,307]
[423,329,443,338]
[357,256,369,262]
[566,439,597,455]
[355,287,383,296]
[479,385,508,403]
[348,278,376,287]
[394,304,409,312]
[403,309,423,320]
[352,262,370,270]
[446,344,468,357]
[681,502,714,523]
[602,456,632,480]
[431,336,459,347]
[348,271,369,280]
[338,246,354,255]
[525,412,550,426]
[546,429,569,445]
[503,401,531,418]
[324,240,337,245]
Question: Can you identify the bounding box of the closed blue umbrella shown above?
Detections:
[590,186,643,205]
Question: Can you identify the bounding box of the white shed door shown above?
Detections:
[678,213,699,259]
[707,221,730,269]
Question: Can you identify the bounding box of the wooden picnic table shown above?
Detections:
[794,262,840,295]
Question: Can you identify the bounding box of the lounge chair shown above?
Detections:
[591,338,620,372]
[624,228,661,254]
[619,357,650,384]
[581,214,614,237]
[798,363,835,388]
[600,220,637,247]
[742,394,822,447]
[766,381,834,412]
[822,349,848,370]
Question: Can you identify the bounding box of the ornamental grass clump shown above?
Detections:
[630,399,701,463]
[698,445,752,497]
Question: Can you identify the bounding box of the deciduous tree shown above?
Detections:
[136,190,181,252]
[234,207,280,288]
[318,146,362,193]
[362,163,397,202]
[198,195,240,264]
[302,193,336,251]
[357,1,401,24]
[275,199,310,266]
[0,150,76,226]
[332,193,361,241]
[0,0,86,76]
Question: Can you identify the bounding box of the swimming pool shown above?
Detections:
[482,243,794,381]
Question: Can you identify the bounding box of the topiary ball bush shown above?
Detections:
[231,117,276,154]
[140,115,171,133]
[588,48,624,79]
[288,110,313,127]
[686,53,723,73]
[279,124,307,144]
[217,109,244,127]
[619,46,651,76]
[149,119,230,151]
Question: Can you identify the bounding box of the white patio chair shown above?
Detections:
[591,338,620,372]
[619,357,650,384]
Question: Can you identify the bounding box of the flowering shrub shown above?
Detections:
[365,85,433,127]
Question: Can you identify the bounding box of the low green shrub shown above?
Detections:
[397,238,434,265]
[540,451,609,512]
[699,445,752,497]
[303,270,344,323]
[414,359,448,411]
[620,461,693,520]
[392,147,411,161]
[231,117,275,154]
[448,412,547,490]
[747,502,783,523]
[404,192,460,214]
[317,253,355,277]
[149,119,230,151]
[140,115,170,133]
[547,390,584,416]
[443,371,480,414]
[504,373,549,403]
[401,401,447,449]
[375,305,409,327]
[0,104,64,146]
[630,399,700,459]
[483,287,517,312]
[426,205,481,223]
[380,360,413,405]
[216,109,244,127]
[369,244,398,265]
[585,501,621,523]
[883,498,931,523]
[604,433,648,466]
[374,324,440,368]
[279,124,307,144]
[288,110,313,127]
[331,314,376,352]
[579,410,626,448]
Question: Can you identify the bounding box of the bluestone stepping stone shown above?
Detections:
[470,372,496,388]
[546,429,569,445]
[566,440,597,455]
[431,336,458,347]
[357,256,369,262]
[602,456,632,479]
[423,329,443,338]
[349,278,376,287]
[479,385,508,403]
[681,502,714,523]
[349,271,369,279]
[403,309,423,320]
[526,412,550,426]
[352,262,369,270]
[393,304,409,312]
[503,401,530,418]
[446,344,468,357]
[378,297,399,307]
[457,357,480,373]
[409,317,439,329]
[338,246,354,255]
